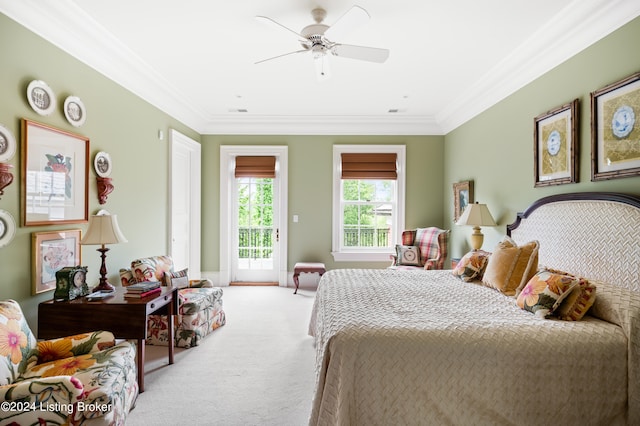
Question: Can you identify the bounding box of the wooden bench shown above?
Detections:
[293,262,326,294]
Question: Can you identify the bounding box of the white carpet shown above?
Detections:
[126,286,317,426]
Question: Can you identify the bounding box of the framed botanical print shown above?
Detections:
[32,229,81,295]
[591,71,640,181]
[21,119,89,226]
[533,99,579,187]
[453,180,473,222]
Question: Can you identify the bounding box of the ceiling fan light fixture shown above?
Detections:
[255,5,389,80]
[314,53,331,81]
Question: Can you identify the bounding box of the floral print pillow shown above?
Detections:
[517,270,579,318]
[452,250,491,282]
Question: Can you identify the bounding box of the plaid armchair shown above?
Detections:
[389,227,450,270]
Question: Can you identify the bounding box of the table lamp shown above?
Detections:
[81,212,128,292]
[456,202,496,250]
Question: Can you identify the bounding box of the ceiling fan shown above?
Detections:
[255,5,390,81]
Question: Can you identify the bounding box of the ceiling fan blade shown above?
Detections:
[332,44,389,63]
[255,49,307,64]
[324,5,370,41]
[255,15,305,40]
[314,54,331,81]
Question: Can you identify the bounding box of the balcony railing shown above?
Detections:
[238,227,273,259]
[343,227,390,247]
[238,226,391,259]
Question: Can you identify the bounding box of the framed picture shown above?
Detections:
[591,71,640,181]
[32,229,81,295]
[21,119,89,226]
[534,99,579,187]
[453,180,474,222]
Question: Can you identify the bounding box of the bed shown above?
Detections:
[308,192,640,426]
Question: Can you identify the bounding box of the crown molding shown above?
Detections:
[437,0,640,134]
[200,114,443,135]
[2,0,638,135]
[0,0,209,132]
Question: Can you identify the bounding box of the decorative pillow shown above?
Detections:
[543,269,597,321]
[131,255,174,283]
[395,245,421,266]
[119,268,136,286]
[164,268,189,288]
[482,236,539,296]
[517,269,579,318]
[452,250,491,282]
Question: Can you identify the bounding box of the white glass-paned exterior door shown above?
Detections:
[232,176,279,282]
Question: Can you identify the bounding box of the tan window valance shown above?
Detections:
[341,153,397,180]
[235,156,276,178]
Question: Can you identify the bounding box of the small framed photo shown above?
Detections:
[534,99,579,187]
[591,71,640,181]
[64,96,87,127]
[32,229,81,295]
[453,180,474,222]
[94,151,112,177]
[26,80,56,116]
[0,123,17,162]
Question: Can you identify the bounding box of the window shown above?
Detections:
[332,145,406,262]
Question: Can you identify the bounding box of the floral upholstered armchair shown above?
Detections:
[389,227,450,270]
[0,299,138,426]
[120,255,226,348]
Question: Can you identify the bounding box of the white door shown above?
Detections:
[232,174,279,282]
[220,146,288,286]
[169,129,201,276]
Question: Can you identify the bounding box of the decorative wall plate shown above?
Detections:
[64,96,87,127]
[27,80,56,116]
[0,124,16,162]
[0,209,16,248]
[94,151,112,177]
[611,105,635,138]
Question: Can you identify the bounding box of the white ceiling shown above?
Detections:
[2,0,639,135]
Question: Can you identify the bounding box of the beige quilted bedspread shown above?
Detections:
[309,269,639,426]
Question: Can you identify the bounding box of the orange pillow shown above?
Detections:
[482,236,539,296]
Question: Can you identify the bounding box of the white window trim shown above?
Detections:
[331,145,406,262]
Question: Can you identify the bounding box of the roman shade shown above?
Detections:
[235,156,276,178]
[341,153,397,179]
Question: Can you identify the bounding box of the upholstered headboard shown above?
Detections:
[507,192,640,292]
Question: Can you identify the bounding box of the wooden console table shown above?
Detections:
[38,286,178,393]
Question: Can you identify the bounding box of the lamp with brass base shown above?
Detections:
[456,202,497,251]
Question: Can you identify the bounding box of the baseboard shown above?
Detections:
[200,270,321,290]
[229,281,278,286]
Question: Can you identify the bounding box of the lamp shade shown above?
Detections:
[81,214,128,245]
[456,203,497,227]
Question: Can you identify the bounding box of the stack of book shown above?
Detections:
[124,281,162,298]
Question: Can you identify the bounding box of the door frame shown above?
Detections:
[220,145,288,286]
[169,129,201,276]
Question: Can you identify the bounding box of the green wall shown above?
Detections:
[2,10,640,329]
[201,135,444,271]
[444,16,640,259]
[0,13,199,326]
